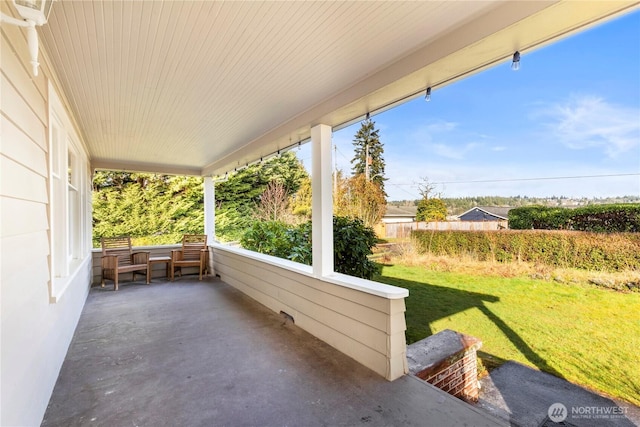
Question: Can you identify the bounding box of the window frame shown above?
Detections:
[48,83,90,301]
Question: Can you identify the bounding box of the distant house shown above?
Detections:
[382,205,418,223]
[458,206,511,222]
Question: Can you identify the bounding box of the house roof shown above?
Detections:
[458,206,512,220]
[35,1,638,176]
[384,206,418,217]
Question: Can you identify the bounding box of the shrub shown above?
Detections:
[332,216,380,279]
[241,216,380,279]
[570,204,640,233]
[411,229,640,272]
[509,204,640,232]
[240,221,292,259]
[286,222,312,265]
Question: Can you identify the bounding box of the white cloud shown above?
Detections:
[429,142,481,160]
[425,120,458,133]
[405,120,458,144]
[430,143,462,159]
[538,96,640,158]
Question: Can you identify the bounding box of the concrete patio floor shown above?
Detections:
[42,276,504,427]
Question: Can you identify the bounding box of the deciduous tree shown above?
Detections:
[334,174,386,227]
[416,198,448,221]
[215,152,308,241]
[289,176,312,220]
[414,177,447,221]
[255,180,291,223]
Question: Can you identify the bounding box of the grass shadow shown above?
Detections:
[378,275,498,342]
[476,304,564,379]
[378,274,564,379]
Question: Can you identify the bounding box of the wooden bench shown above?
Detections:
[101,236,150,291]
[171,234,208,281]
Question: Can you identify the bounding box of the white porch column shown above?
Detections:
[311,124,333,277]
[204,176,215,243]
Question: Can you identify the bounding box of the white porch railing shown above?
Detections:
[211,243,408,381]
[91,243,409,381]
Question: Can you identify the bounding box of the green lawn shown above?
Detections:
[377,265,640,405]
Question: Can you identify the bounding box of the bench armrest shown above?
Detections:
[171,249,183,262]
[132,251,150,264]
[102,254,119,269]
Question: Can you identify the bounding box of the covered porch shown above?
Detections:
[42,276,501,426]
[91,241,411,383]
[2,1,638,425]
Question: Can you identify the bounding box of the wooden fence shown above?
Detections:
[378,221,508,239]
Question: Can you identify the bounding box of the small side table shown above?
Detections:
[148,256,172,283]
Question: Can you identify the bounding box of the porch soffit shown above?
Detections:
[36,1,638,177]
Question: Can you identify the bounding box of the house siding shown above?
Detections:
[1,9,92,425]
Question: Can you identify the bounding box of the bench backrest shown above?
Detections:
[182,234,207,261]
[101,236,134,266]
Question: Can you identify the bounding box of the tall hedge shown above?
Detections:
[92,172,204,247]
[509,204,640,232]
[411,229,640,272]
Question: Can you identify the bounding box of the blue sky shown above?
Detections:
[299,10,640,201]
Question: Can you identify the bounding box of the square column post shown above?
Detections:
[204,176,215,243]
[311,124,333,277]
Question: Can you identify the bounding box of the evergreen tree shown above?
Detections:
[351,118,386,196]
[92,171,204,246]
[92,152,308,245]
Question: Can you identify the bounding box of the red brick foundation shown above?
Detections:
[407,329,482,403]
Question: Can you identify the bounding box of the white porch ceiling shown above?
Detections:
[37,1,638,177]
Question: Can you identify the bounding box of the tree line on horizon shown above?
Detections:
[92,165,639,246]
[390,195,640,216]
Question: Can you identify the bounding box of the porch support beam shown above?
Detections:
[204,176,215,243]
[311,124,333,277]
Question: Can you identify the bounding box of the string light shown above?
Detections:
[223,47,527,180]
[219,46,523,182]
[511,51,521,71]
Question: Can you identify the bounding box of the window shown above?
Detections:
[49,85,89,295]
[67,146,78,260]
[50,113,67,278]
